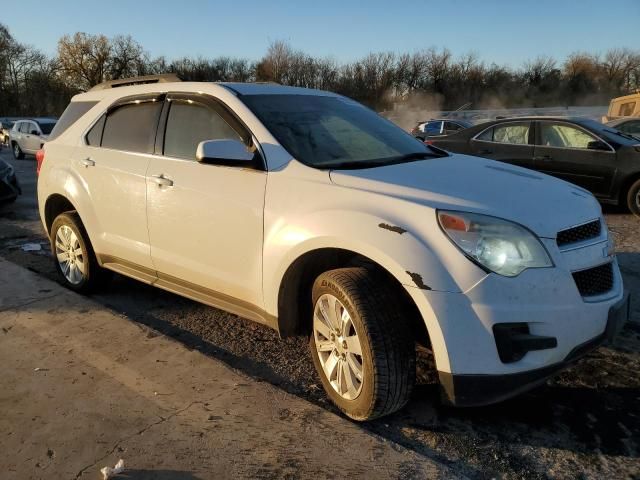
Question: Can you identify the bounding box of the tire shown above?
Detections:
[50,212,110,293]
[309,267,415,421]
[13,142,24,160]
[627,178,640,218]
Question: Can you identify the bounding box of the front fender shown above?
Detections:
[263,210,476,374]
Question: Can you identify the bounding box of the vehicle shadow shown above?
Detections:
[92,274,639,466]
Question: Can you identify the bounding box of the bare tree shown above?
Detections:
[57,32,111,89]
[109,35,147,79]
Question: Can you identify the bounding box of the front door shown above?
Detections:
[469,121,535,169]
[533,120,617,197]
[146,93,267,306]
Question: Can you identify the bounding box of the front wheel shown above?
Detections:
[310,267,415,421]
[13,142,24,159]
[627,178,640,218]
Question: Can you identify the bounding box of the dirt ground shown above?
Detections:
[0,147,638,479]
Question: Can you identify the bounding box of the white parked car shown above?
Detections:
[10,118,57,159]
[37,75,629,420]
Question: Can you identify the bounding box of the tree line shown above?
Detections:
[1,23,639,117]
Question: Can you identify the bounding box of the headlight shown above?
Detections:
[437,210,553,277]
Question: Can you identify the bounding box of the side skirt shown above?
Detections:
[97,254,279,332]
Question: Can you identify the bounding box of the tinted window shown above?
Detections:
[101,102,162,153]
[241,94,432,168]
[49,101,98,141]
[619,102,636,117]
[445,122,463,132]
[477,122,530,144]
[425,121,443,134]
[19,122,30,133]
[86,115,105,146]
[540,123,596,149]
[163,100,242,160]
[618,120,640,136]
[38,122,56,135]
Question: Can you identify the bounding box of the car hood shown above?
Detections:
[329,155,601,238]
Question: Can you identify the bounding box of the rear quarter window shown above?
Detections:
[48,101,98,141]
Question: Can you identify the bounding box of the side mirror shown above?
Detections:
[30,130,40,136]
[587,140,610,151]
[196,139,254,165]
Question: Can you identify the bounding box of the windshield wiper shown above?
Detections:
[327,149,447,170]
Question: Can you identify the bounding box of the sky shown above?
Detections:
[6,0,640,67]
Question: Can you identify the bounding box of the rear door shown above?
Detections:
[14,122,27,149]
[23,121,42,152]
[533,120,617,197]
[468,121,535,169]
[76,94,163,269]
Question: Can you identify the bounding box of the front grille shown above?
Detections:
[572,262,614,297]
[557,220,601,247]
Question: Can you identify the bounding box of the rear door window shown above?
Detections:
[425,121,443,134]
[477,122,531,144]
[444,122,463,134]
[101,101,162,153]
[48,101,98,141]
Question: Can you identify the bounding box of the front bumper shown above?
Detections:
[438,292,630,406]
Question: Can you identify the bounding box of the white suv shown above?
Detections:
[11,118,57,159]
[37,75,629,420]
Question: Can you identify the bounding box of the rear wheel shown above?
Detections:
[13,142,24,160]
[310,267,415,421]
[50,212,110,293]
[627,178,640,218]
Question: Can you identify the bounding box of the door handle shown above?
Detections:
[534,155,553,161]
[479,149,493,154]
[80,158,95,168]
[151,174,173,187]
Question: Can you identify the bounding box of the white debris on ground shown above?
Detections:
[100,459,124,479]
[21,243,41,252]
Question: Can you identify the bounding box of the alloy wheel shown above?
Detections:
[55,225,86,285]
[313,293,364,400]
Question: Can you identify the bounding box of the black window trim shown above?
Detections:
[534,120,615,153]
[155,92,266,171]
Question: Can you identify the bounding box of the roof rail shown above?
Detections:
[89,73,181,91]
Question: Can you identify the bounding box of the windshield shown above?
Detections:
[241,94,437,169]
[37,121,56,134]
